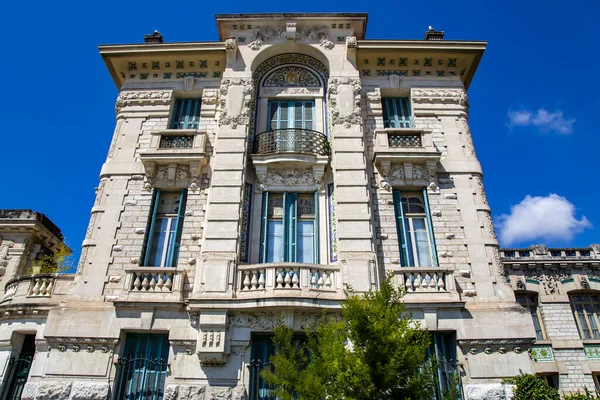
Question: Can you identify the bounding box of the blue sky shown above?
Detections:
[1,0,598,266]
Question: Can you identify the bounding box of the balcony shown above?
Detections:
[373,128,441,184]
[251,129,330,191]
[0,273,74,309]
[115,267,186,303]
[236,263,344,303]
[139,129,208,187]
[390,267,460,304]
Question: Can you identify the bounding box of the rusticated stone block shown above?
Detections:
[69,381,109,400]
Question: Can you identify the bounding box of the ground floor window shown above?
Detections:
[428,332,461,400]
[539,373,559,390]
[114,333,169,400]
[0,334,36,400]
[249,336,277,400]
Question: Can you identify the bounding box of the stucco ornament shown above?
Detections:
[228,312,280,331]
[260,168,317,187]
[328,78,362,128]
[218,79,253,128]
[297,25,334,49]
[115,91,172,114]
[247,25,286,50]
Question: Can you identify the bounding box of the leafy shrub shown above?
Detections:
[502,373,560,400]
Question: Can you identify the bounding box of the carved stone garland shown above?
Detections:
[328,78,362,128]
[218,79,253,129]
[114,91,172,115]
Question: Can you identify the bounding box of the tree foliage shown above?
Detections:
[261,275,436,400]
[503,373,560,400]
[29,243,72,274]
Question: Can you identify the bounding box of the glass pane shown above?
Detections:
[164,219,178,267]
[295,102,303,129]
[403,218,415,266]
[148,219,169,266]
[297,194,315,218]
[269,102,279,130]
[413,218,432,266]
[297,221,314,263]
[279,102,289,129]
[267,221,284,263]
[268,194,284,218]
[530,308,544,340]
[304,102,314,129]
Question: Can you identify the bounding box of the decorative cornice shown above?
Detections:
[411,89,468,107]
[115,91,172,114]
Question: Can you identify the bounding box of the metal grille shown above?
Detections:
[253,129,328,156]
[388,134,421,147]
[159,135,193,149]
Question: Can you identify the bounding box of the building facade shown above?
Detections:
[2,12,592,400]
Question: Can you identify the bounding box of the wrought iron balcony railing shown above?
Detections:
[253,128,329,157]
[159,135,194,149]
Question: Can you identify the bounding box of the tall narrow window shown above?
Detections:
[393,189,437,267]
[249,336,276,400]
[142,190,187,267]
[516,295,546,341]
[570,294,600,339]
[0,335,36,400]
[267,100,315,153]
[260,192,319,264]
[114,333,169,400]
[382,97,412,128]
[171,98,201,129]
[428,332,460,400]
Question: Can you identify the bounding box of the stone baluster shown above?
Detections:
[242,271,251,290]
[276,269,284,288]
[250,270,258,289]
[258,270,265,289]
[31,279,42,296]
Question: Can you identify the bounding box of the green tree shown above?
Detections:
[502,373,560,400]
[29,243,72,274]
[261,275,437,400]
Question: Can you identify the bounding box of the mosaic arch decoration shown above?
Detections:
[250,53,330,139]
[263,66,320,87]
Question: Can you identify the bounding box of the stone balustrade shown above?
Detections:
[121,267,185,303]
[391,267,460,302]
[1,273,74,306]
[237,263,342,299]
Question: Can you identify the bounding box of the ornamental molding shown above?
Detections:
[460,118,477,159]
[228,312,280,331]
[379,162,437,189]
[328,78,362,128]
[297,25,335,49]
[45,337,118,353]
[143,163,202,192]
[258,168,322,187]
[0,339,11,349]
[115,91,172,114]
[458,338,534,355]
[218,79,253,128]
[411,89,468,107]
[248,25,286,50]
[260,87,322,96]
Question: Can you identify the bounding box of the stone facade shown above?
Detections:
[0,12,586,400]
[503,245,600,394]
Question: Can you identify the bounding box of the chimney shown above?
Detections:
[144,30,164,44]
[424,26,444,41]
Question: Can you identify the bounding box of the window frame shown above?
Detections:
[515,293,547,341]
[392,188,438,267]
[267,100,316,131]
[570,294,600,340]
[170,98,202,130]
[141,189,188,267]
[382,97,412,129]
[259,191,320,264]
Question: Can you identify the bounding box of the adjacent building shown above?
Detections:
[0,12,594,400]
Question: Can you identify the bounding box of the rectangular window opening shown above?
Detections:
[382,97,412,128]
[171,98,201,129]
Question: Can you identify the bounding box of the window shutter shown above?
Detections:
[422,187,439,266]
[284,192,297,262]
[259,192,269,263]
[314,191,319,264]
[169,189,187,267]
[142,189,160,266]
[393,190,410,266]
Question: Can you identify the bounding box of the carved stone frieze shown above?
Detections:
[297,25,334,49]
[258,168,320,187]
[45,337,118,353]
[411,89,468,107]
[228,312,280,331]
[261,87,321,96]
[115,91,172,114]
[522,267,572,295]
[247,26,286,50]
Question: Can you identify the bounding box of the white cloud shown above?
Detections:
[496,194,591,245]
[507,108,575,134]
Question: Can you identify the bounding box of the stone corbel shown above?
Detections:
[286,20,297,41]
[189,161,203,192]
[183,76,196,91]
[142,161,157,191]
[345,36,357,63]
[225,37,237,65]
[404,162,413,181]
[312,165,325,186]
[254,165,268,186]
[389,74,400,89]
[426,161,439,193]
[378,160,391,191]
[197,310,228,365]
